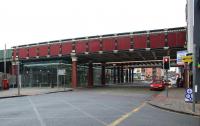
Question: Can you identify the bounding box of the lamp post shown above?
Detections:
[14,56,20,96]
[4,44,7,80]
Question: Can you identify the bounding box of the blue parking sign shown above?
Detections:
[185,88,193,102]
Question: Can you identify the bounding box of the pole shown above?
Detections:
[16,59,20,96]
[4,44,7,79]
[192,44,196,112]
[64,74,66,91]
[57,67,59,89]
[166,70,168,97]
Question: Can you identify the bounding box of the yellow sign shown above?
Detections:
[182,56,192,63]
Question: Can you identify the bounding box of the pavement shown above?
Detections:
[0,87,73,98]
[148,87,200,116]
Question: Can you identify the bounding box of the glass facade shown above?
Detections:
[21,61,71,88]
[20,60,105,88]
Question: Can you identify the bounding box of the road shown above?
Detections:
[0,87,199,126]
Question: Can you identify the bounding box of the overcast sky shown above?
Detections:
[0,0,186,50]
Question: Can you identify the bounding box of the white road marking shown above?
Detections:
[61,99,108,126]
[28,97,46,126]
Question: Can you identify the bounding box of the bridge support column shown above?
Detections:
[131,68,134,83]
[71,56,77,88]
[129,67,132,83]
[113,66,116,84]
[125,68,128,83]
[117,66,120,83]
[101,63,106,86]
[88,62,93,88]
[152,68,156,81]
[121,65,124,83]
[11,63,16,75]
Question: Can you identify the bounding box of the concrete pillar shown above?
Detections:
[113,66,116,84]
[88,62,93,88]
[129,67,132,83]
[11,63,16,75]
[101,63,106,86]
[121,65,124,83]
[152,68,156,81]
[125,68,128,83]
[117,66,120,83]
[29,68,33,87]
[71,56,77,88]
[131,68,134,82]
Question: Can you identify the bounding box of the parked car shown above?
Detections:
[150,80,165,91]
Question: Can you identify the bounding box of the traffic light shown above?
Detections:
[163,56,170,70]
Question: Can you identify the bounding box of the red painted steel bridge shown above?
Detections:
[12,27,186,88]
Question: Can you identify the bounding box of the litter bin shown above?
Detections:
[2,79,9,90]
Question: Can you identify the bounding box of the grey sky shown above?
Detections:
[0,0,186,49]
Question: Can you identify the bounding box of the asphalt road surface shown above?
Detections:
[0,87,199,126]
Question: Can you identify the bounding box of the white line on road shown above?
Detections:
[27,97,46,126]
[96,103,127,114]
[61,99,108,126]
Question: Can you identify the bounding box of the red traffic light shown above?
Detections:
[163,56,170,70]
[164,58,169,62]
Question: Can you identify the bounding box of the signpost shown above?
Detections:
[185,88,193,102]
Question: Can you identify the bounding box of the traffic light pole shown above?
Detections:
[166,70,168,97]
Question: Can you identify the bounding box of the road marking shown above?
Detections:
[96,103,126,114]
[61,99,108,126]
[107,102,146,126]
[28,97,46,126]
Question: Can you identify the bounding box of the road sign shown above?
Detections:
[177,50,188,65]
[57,69,66,75]
[182,56,193,63]
[185,88,193,102]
